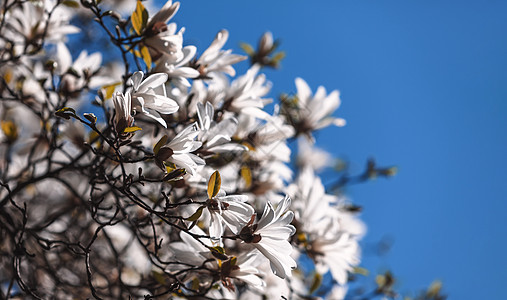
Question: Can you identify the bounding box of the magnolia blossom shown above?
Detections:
[128,71,179,127]
[196,29,246,78]
[143,0,181,59]
[112,91,134,134]
[225,65,272,119]
[153,45,199,88]
[169,226,214,268]
[289,166,364,285]
[196,102,246,153]
[289,166,338,232]
[4,0,79,53]
[258,32,274,57]
[206,190,254,239]
[239,195,297,279]
[312,232,360,285]
[0,0,374,297]
[221,252,265,290]
[56,43,115,92]
[183,78,228,116]
[157,124,204,175]
[293,77,346,139]
[238,260,290,300]
[237,114,295,162]
[13,59,50,104]
[170,229,264,293]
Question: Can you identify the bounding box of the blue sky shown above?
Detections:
[175,1,507,298]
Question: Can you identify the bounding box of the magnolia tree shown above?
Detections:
[0,0,446,299]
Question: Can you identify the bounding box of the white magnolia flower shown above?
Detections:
[292,77,346,140]
[289,166,338,233]
[182,77,227,117]
[289,166,364,285]
[239,195,296,279]
[12,59,51,103]
[143,0,183,60]
[225,65,272,119]
[153,45,199,88]
[196,29,246,78]
[158,124,204,175]
[245,162,293,207]
[170,228,264,293]
[243,114,295,162]
[312,232,360,285]
[147,0,180,28]
[207,190,254,240]
[4,0,79,52]
[221,252,265,291]
[327,284,348,300]
[127,71,179,127]
[56,43,115,92]
[239,258,291,300]
[169,226,214,268]
[258,31,274,56]
[112,91,134,134]
[196,102,246,153]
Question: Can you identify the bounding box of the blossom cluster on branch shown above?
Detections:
[0,0,444,299]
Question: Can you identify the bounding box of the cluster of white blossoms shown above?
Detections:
[0,0,368,299]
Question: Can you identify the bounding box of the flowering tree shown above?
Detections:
[0,0,446,299]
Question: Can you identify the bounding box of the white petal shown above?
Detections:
[147,0,179,27]
[139,73,168,92]
[295,77,311,107]
[56,42,72,74]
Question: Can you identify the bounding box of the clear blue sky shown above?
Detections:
[173,1,507,298]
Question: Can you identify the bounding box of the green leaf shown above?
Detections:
[1,121,18,143]
[375,274,386,288]
[240,165,252,188]
[55,107,76,120]
[186,206,204,221]
[375,271,394,292]
[123,126,142,133]
[101,82,121,99]
[62,0,79,8]
[309,272,322,294]
[379,166,398,177]
[56,107,76,114]
[191,277,200,291]
[3,69,12,83]
[164,162,176,173]
[152,270,167,285]
[212,246,225,254]
[153,135,168,155]
[207,170,221,199]
[131,0,148,35]
[209,246,228,260]
[426,280,443,298]
[140,45,152,69]
[272,51,286,61]
[230,256,237,266]
[163,168,186,181]
[239,42,254,55]
[353,266,369,276]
